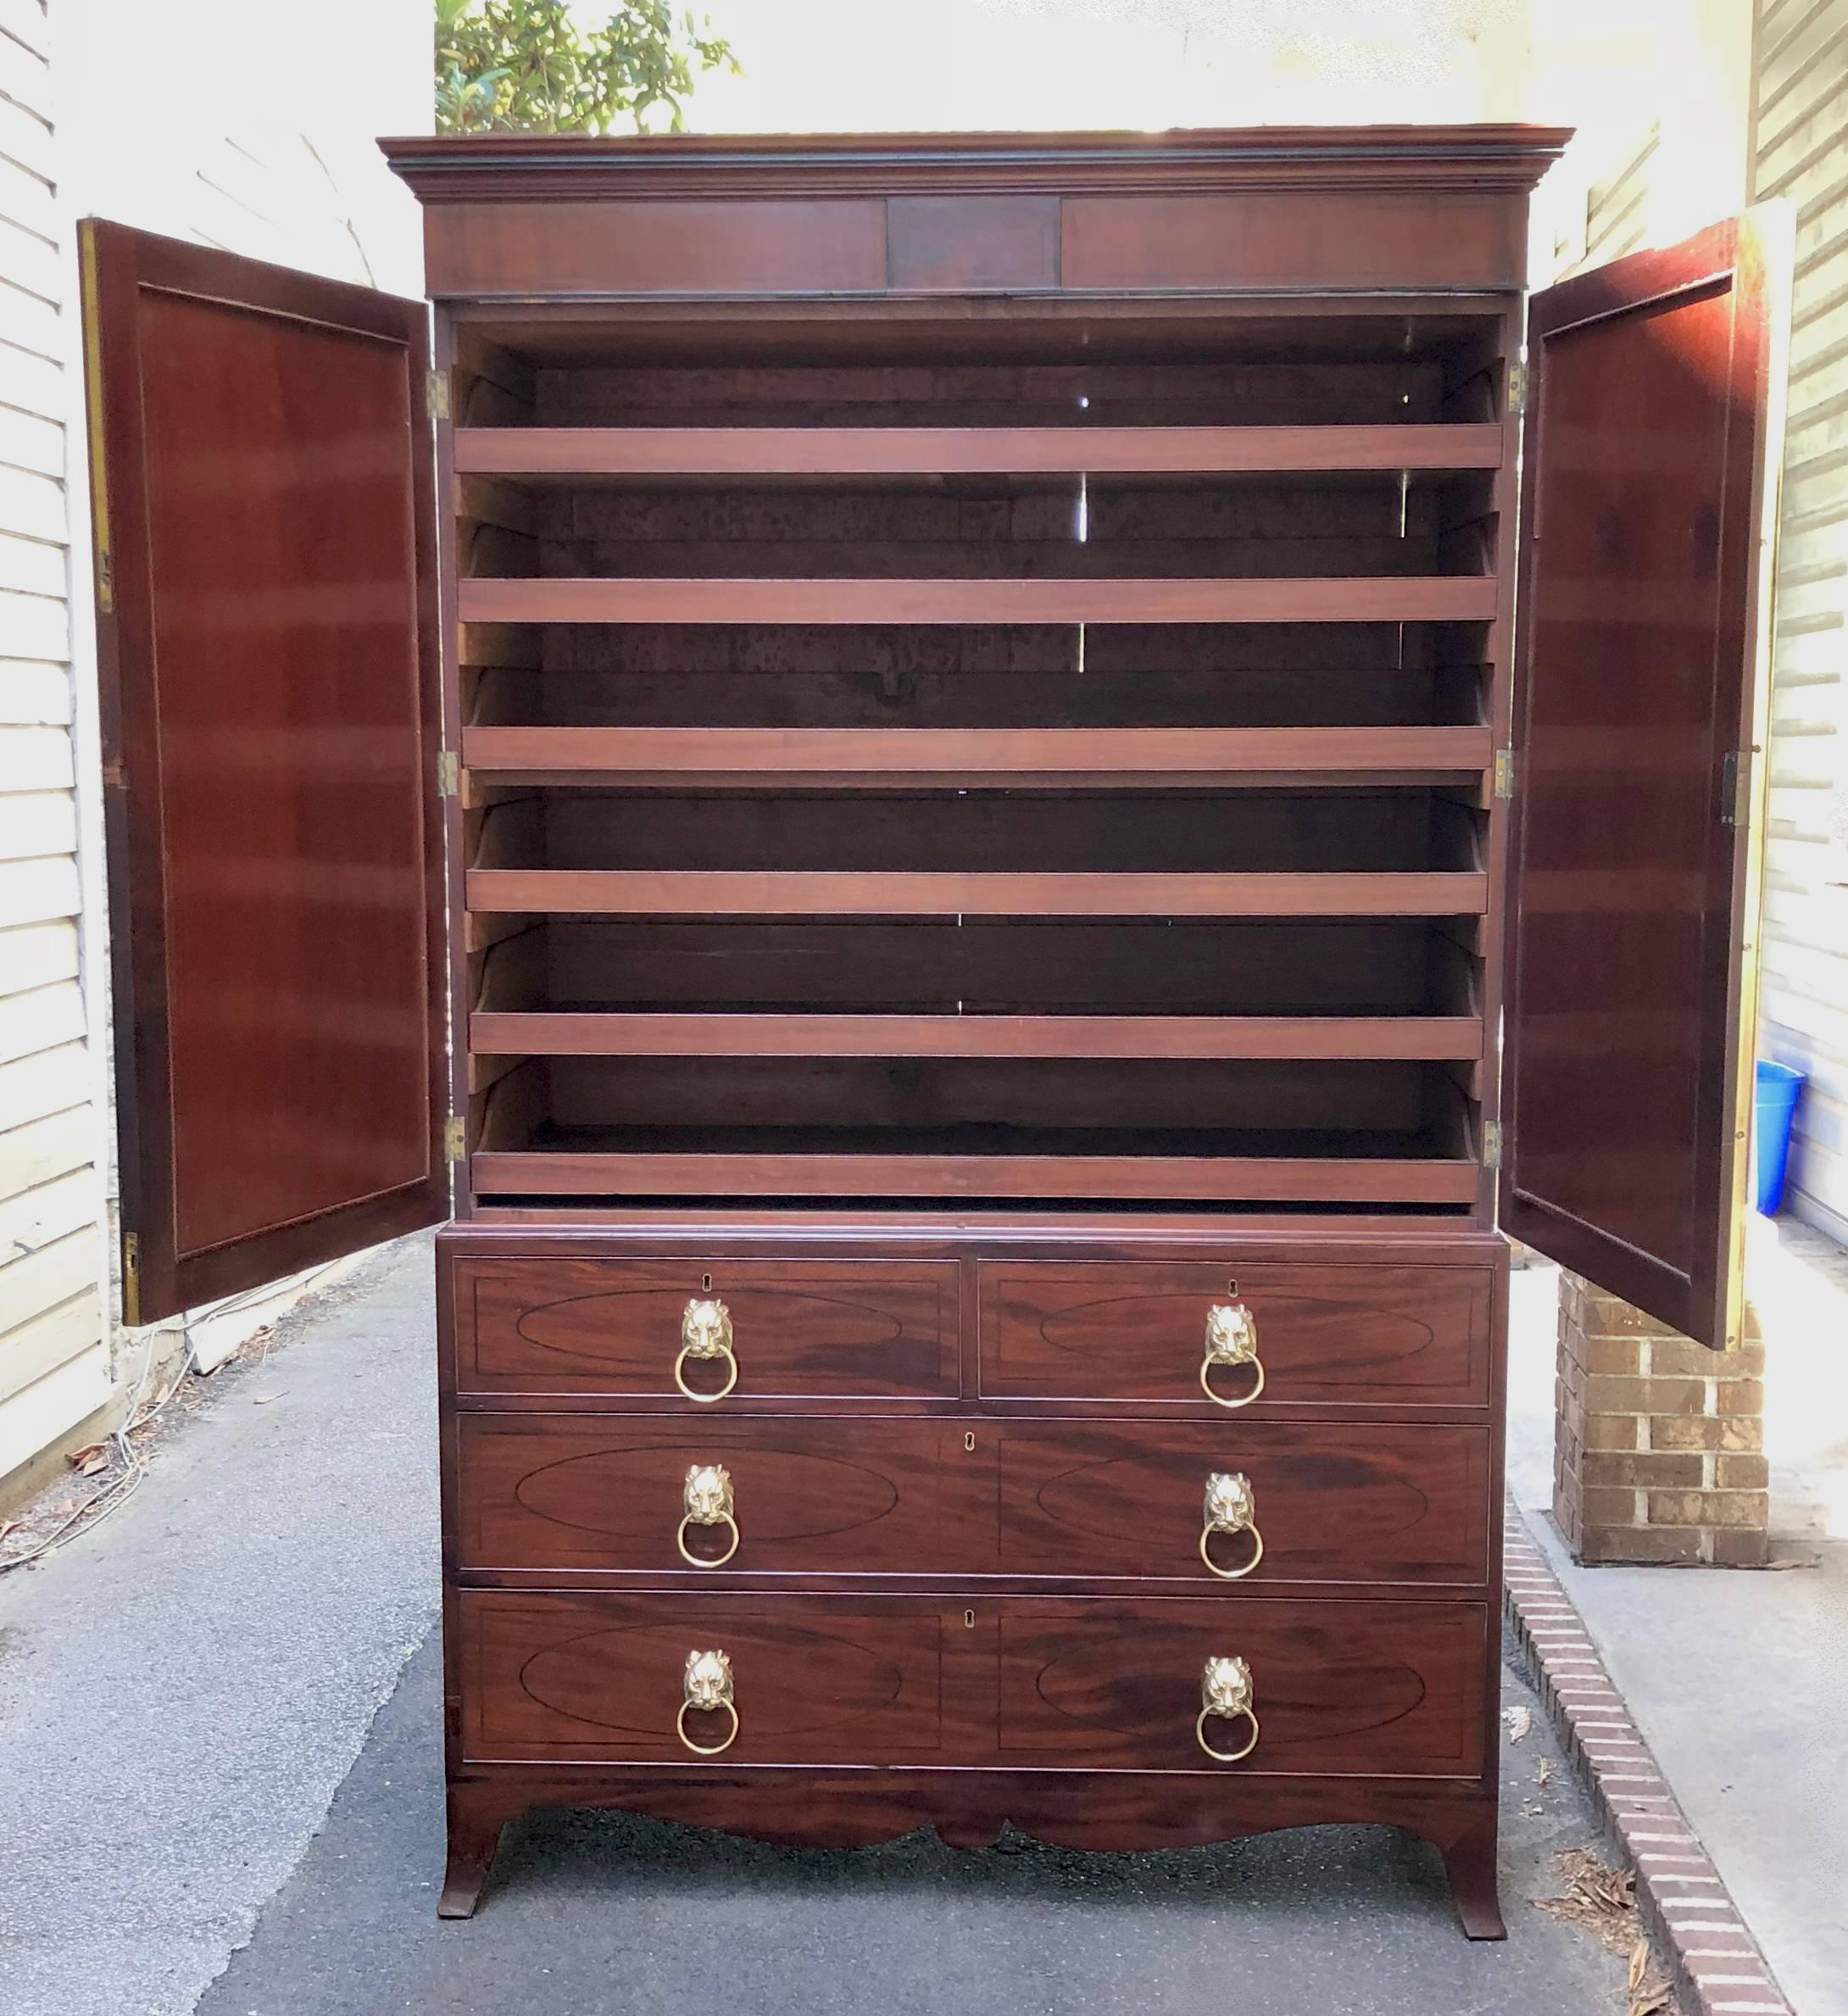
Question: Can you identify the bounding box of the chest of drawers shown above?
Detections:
[437,1222,1506,1934]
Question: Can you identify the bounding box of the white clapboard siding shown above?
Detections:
[0,0,106,1482]
[1754,0,1848,1234]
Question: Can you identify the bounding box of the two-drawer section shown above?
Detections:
[455,1414,1491,1589]
[456,1590,1490,1776]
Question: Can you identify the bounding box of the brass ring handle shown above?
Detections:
[1200,1471,1263,1581]
[677,1696,739,1756]
[1196,1655,1259,1763]
[676,1297,738,1403]
[1200,1301,1264,1409]
[1195,1701,1260,1763]
[679,1649,738,1756]
[676,1462,740,1568]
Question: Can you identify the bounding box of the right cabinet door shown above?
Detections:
[1502,209,1790,1348]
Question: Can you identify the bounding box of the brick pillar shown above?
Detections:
[1553,1273,1768,1566]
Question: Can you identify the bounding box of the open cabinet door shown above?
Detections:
[1502,210,1789,1348]
[80,222,448,1327]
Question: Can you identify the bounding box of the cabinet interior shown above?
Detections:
[450,306,1509,1209]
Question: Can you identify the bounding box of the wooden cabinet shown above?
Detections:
[79,125,1787,1943]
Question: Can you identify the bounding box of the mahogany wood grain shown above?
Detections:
[457,576,1500,626]
[81,220,447,1323]
[422,198,888,298]
[993,1420,1489,1586]
[452,422,1504,477]
[1061,192,1523,290]
[468,1011,1485,1062]
[452,1254,959,1399]
[1502,212,1780,1348]
[456,1415,980,1573]
[459,1591,971,1765]
[995,1597,1487,1774]
[470,1150,1483,1206]
[454,1412,1489,1588]
[460,725,1493,788]
[887,193,1061,290]
[464,870,1491,918]
[977,1260,1493,1407]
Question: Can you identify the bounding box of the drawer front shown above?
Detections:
[996,1421,1490,1587]
[451,1256,959,1399]
[458,1592,971,1764]
[978,1261,1491,1408]
[997,1597,1488,1775]
[455,1415,979,1573]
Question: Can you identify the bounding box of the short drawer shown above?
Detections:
[455,1415,978,1573]
[977,1261,1492,1409]
[457,1591,971,1765]
[995,1421,1491,1587]
[996,1597,1488,1775]
[449,1256,959,1400]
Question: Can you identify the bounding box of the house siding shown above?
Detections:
[1754,0,1848,1238]
[0,0,108,1480]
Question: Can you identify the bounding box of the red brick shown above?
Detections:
[1648,1413,1762,1453]
[1715,1453,1768,1490]
[1645,1489,1768,1529]
[1712,1528,1771,1566]
[1714,1379,1766,1416]
[1650,1336,1764,1378]
[1584,1414,1639,1451]
[1580,1451,1704,1489]
[1581,1484,1643,1526]
[1578,1523,1703,1564]
[1582,1335,1650,1375]
[1585,1373,1706,1415]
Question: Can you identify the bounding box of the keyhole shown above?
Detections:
[701,1273,713,1293]
[964,1431,976,1452]
[1227,1278,1238,1297]
[964,1610,976,1629]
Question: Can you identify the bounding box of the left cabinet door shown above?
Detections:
[81,221,448,1324]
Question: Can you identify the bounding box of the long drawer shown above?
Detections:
[454,1414,1490,1587]
[977,1261,1493,1409]
[450,1255,960,1400]
[456,1590,1488,1775]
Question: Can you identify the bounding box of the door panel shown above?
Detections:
[81,222,446,1323]
[1504,210,1788,1346]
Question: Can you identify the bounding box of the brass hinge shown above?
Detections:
[444,1116,467,1163]
[426,368,450,421]
[1493,748,1516,800]
[1507,360,1528,418]
[1720,747,1752,828]
[437,749,460,798]
[121,1230,142,1328]
[1483,1121,1504,1170]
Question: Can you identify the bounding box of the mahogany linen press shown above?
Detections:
[79,126,1784,1937]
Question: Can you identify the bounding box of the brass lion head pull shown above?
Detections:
[677,1462,740,1568]
[1197,1655,1259,1763]
[1201,1302,1264,1408]
[1200,1470,1263,1580]
[678,1647,738,1755]
[676,1296,738,1403]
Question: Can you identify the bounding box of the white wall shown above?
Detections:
[0,0,429,1498]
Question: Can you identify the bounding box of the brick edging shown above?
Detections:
[1502,1498,1795,2016]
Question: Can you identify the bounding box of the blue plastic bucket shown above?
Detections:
[1754,1060,1806,1216]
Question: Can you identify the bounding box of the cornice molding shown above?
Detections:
[381,125,1574,203]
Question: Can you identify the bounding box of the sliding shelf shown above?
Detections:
[460,725,1493,789]
[455,577,1500,627]
[464,870,1489,918]
[468,1011,1484,1061]
[453,422,1505,478]
[468,1145,1481,1206]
